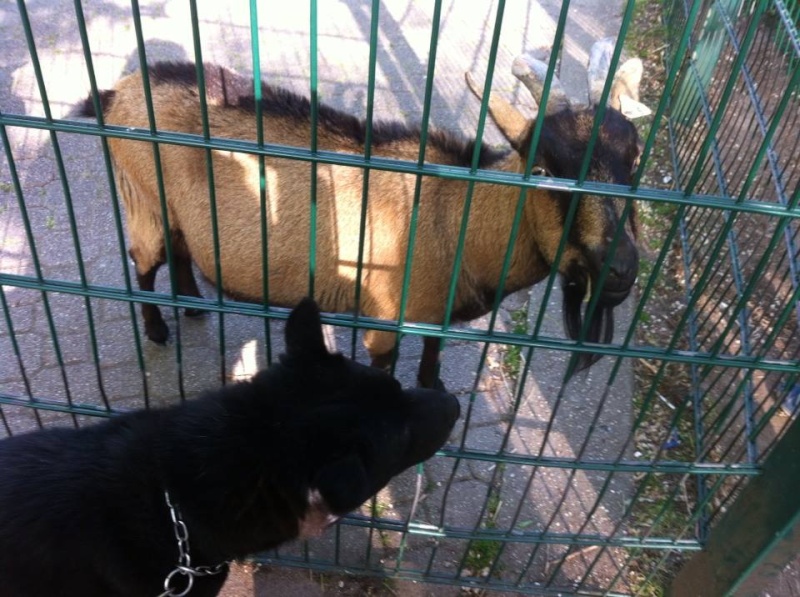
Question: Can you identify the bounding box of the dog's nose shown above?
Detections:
[444,391,460,423]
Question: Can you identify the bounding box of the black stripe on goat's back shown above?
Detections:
[147,61,507,169]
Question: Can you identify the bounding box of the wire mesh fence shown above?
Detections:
[0,0,798,594]
[664,0,799,473]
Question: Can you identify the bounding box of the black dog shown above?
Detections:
[0,299,459,597]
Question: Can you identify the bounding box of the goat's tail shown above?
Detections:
[75,90,116,118]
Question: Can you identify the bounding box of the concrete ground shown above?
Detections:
[0,1,646,594]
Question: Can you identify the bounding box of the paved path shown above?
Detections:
[0,1,639,594]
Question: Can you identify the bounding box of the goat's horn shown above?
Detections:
[464,71,530,146]
[512,52,570,116]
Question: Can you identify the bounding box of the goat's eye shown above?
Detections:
[531,165,549,176]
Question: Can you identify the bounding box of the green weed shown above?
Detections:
[502,304,529,378]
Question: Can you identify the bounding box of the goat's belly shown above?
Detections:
[181,218,400,315]
[174,156,413,313]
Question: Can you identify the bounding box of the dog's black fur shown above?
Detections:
[0,299,459,597]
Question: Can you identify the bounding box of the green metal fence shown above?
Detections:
[0,0,798,594]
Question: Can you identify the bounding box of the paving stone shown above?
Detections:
[460,422,508,454]
[0,331,43,380]
[0,404,43,439]
[0,295,36,335]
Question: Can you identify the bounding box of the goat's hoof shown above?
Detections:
[184,308,206,318]
[145,322,170,345]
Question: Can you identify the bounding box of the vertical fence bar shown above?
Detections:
[308,0,319,299]
[662,10,709,553]
[428,0,575,582]
[425,0,512,577]
[674,0,770,542]
[350,0,381,362]
[395,0,444,345]
[706,186,800,463]
[0,284,39,427]
[467,0,578,584]
[440,0,506,336]
[350,0,383,564]
[304,0,320,567]
[73,0,152,408]
[188,0,228,384]
[632,0,703,189]
[247,0,273,365]
[392,0,455,570]
[129,0,188,400]
[530,5,661,578]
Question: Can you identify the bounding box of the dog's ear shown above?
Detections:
[312,451,374,514]
[285,298,328,360]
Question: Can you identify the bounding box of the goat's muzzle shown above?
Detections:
[589,236,639,305]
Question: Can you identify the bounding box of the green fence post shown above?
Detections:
[669,417,800,596]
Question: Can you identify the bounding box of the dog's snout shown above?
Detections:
[400,388,461,467]
[410,388,460,424]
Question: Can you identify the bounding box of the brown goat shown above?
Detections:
[81,39,646,388]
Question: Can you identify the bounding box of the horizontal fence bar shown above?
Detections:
[0,392,761,476]
[337,514,704,550]
[2,272,798,375]
[441,447,761,476]
[2,113,799,219]
[0,394,117,419]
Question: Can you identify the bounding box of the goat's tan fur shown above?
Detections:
[89,50,643,386]
[103,69,592,359]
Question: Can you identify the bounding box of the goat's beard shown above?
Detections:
[561,267,622,378]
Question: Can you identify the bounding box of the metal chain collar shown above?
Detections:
[158,490,229,597]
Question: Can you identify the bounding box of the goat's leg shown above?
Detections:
[367,331,446,391]
[174,251,205,317]
[418,336,446,391]
[366,329,399,374]
[370,350,394,373]
[133,254,170,344]
[117,169,172,343]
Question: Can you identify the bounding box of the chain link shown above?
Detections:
[159,490,229,597]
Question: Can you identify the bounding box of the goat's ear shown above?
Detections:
[588,38,652,119]
[612,58,651,119]
[285,298,329,360]
[618,94,651,120]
